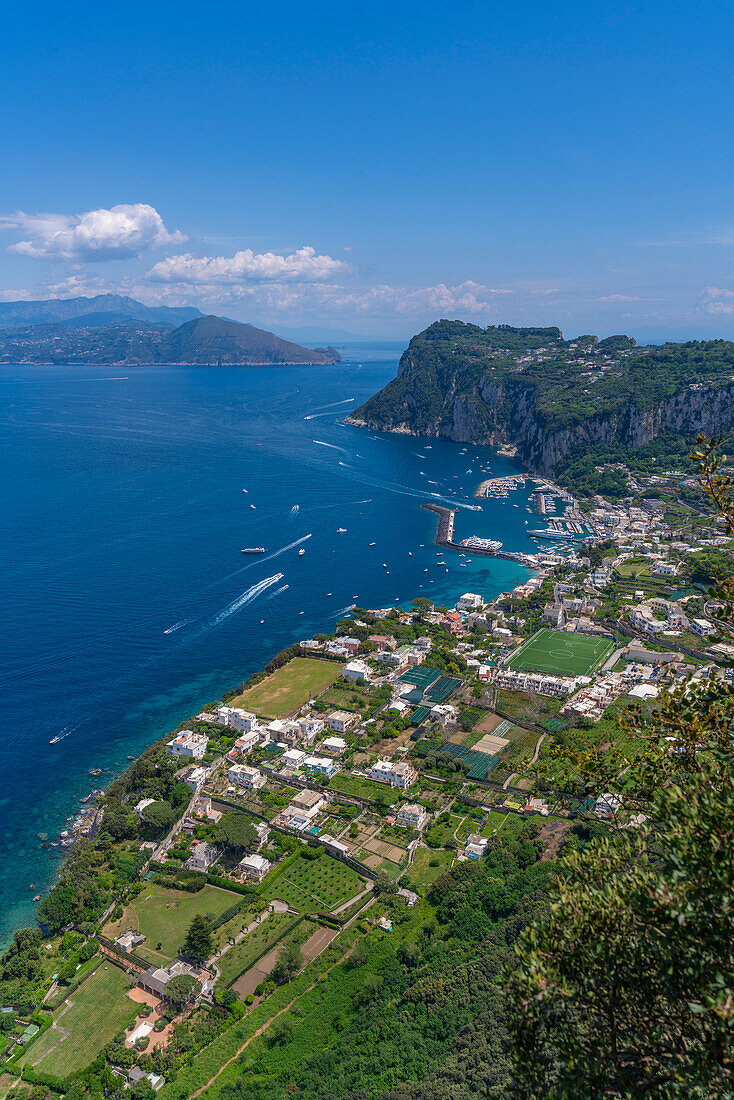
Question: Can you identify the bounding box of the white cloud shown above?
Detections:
[147,246,348,285]
[0,204,186,261]
[597,294,641,302]
[699,286,734,315]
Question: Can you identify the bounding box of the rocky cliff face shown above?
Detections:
[348,320,734,478]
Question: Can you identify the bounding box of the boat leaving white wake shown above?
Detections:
[209,573,284,627]
[164,617,195,635]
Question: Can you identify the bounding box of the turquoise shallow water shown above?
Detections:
[0,344,538,942]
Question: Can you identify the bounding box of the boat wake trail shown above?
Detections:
[264,584,290,601]
[313,439,347,453]
[208,574,284,628]
[163,617,195,635]
[304,398,355,419]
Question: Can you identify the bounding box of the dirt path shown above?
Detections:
[192,940,358,1098]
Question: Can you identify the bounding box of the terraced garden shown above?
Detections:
[262,852,364,913]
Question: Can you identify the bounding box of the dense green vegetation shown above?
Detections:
[352,321,734,489]
[210,823,551,1100]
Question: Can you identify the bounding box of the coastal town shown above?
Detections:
[1,453,731,1098]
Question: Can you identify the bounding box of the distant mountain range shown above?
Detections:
[0,295,341,365]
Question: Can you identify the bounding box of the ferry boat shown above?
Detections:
[241,547,266,553]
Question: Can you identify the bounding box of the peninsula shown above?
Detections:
[348,319,734,496]
[0,296,341,366]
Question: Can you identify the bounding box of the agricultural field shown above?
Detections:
[217,911,300,987]
[408,847,453,887]
[328,772,401,804]
[102,883,238,965]
[262,852,364,913]
[23,963,138,1078]
[228,657,340,718]
[507,629,614,678]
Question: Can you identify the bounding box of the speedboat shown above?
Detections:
[337,527,347,533]
[250,504,256,509]
[49,736,60,745]
[242,488,248,493]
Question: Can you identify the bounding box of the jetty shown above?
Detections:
[421,503,538,568]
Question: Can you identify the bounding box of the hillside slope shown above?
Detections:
[349,320,734,478]
[0,313,341,366]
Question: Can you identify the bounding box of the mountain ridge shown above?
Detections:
[0,299,341,365]
[348,319,734,484]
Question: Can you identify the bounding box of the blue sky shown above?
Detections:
[1,0,733,339]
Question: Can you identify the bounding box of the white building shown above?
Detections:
[167,730,208,761]
[134,798,156,817]
[652,561,678,576]
[368,759,417,790]
[233,730,261,753]
[215,706,258,732]
[594,792,623,819]
[327,711,354,733]
[186,842,218,873]
[228,763,266,790]
[238,853,271,882]
[456,592,483,612]
[183,765,209,793]
[691,617,716,637]
[465,833,488,859]
[282,748,307,768]
[323,735,347,754]
[297,717,325,744]
[342,659,371,682]
[396,803,428,830]
[302,754,336,778]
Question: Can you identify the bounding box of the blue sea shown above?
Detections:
[0,344,540,943]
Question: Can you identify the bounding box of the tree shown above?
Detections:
[165,973,200,1006]
[507,436,734,1098]
[141,800,175,832]
[272,941,302,983]
[214,814,258,853]
[182,914,213,963]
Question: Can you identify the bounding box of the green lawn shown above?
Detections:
[228,657,340,718]
[27,964,138,1078]
[217,912,300,987]
[506,628,614,678]
[262,853,364,913]
[408,848,453,887]
[103,883,239,965]
[329,773,402,804]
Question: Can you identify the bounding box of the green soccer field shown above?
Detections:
[506,629,614,678]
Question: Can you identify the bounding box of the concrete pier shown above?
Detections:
[421,503,536,569]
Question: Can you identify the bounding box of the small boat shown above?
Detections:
[49,736,60,745]
[33,894,41,902]
[370,541,376,546]
[298,548,305,556]
[337,527,347,533]
[327,592,332,596]
[291,504,299,513]
[408,551,412,556]
[250,504,256,510]
[241,547,266,554]
[383,563,388,568]
[242,488,248,493]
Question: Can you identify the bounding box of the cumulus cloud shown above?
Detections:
[0,204,186,261]
[699,286,734,315]
[147,245,348,284]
